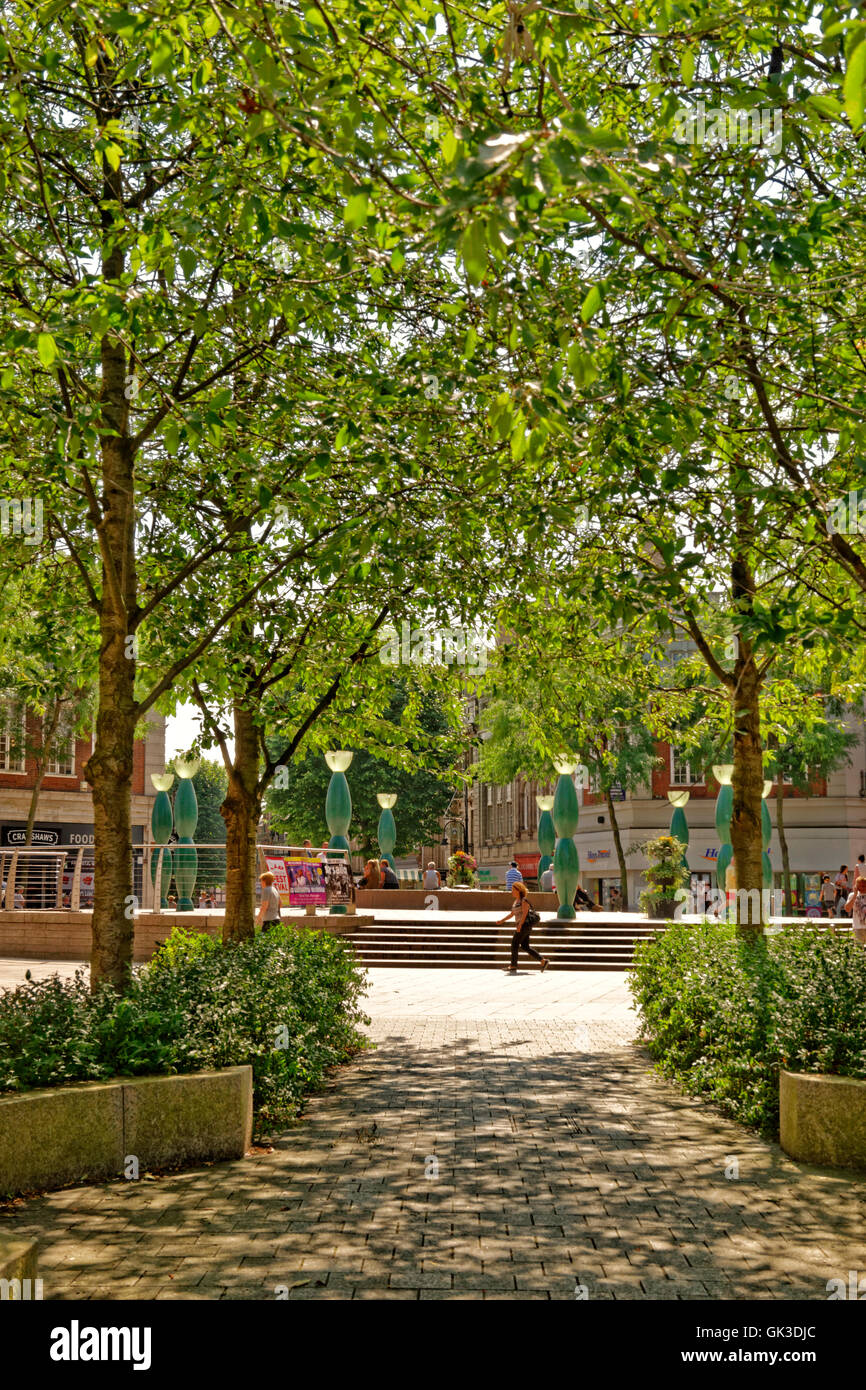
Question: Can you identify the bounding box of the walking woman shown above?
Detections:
[499,881,549,973]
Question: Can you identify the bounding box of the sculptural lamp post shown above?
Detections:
[376,793,397,869]
[713,764,735,896]
[325,751,353,851]
[536,795,555,880]
[667,789,690,871]
[172,755,201,911]
[150,772,174,909]
[761,779,773,891]
[552,758,580,920]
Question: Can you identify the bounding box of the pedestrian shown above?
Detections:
[379,859,399,889]
[834,865,849,915]
[13,888,24,909]
[819,874,836,917]
[505,860,523,890]
[423,861,441,891]
[608,885,622,912]
[359,859,380,889]
[257,871,282,932]
[539,863,554,893]
[845,875,866,945]
[499,881,549,973]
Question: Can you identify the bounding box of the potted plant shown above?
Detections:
[446,850,478,888]
[631,834,690,919]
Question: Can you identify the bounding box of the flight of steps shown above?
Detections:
[340,917,666,971]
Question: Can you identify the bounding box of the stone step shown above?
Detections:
[349,953,631,971]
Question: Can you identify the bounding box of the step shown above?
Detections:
[349,955,631,971]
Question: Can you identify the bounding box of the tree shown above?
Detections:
[476,603,675,909]
[265,680,461,857]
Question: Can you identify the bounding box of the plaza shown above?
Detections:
[3,965,864,1303]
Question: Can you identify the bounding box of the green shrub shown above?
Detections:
[0,925,370,1137]
[629,920,866,1135]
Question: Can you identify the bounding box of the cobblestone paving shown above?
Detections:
[4,1017,865,1301]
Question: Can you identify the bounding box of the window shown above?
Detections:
[46,733,75,778]
[506,782,512,802]
[670,747,702,785]
[486,783,493,806]
[46,721,75,776]
[0,701,27,772]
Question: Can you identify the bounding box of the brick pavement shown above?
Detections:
[2,1009,865,1301]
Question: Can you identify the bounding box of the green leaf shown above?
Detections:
[344,192,369,230]
[460,219,487,285]
[680,48,695,86]
[37,334,57,367]
[844,33,866,129]
[581,284,603,323]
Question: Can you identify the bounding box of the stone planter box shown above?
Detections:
[0,1232,39,1298]
[0,1066,252,1198]
[780,1070,866,1170]
[354,889,561,911]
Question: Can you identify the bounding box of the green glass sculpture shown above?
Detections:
[376,793,397,868]
[172,755,200,911]
[713,764,734,894]
[150,772,174,908]
[536,795,555,879]
[552,759,580,920]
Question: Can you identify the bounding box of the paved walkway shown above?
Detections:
[2,966,864,1300]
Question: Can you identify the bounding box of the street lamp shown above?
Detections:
[552,758,580,920]
[376,792,397,868]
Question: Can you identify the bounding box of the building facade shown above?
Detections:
[456,712,866,908]
[0,701,166,904]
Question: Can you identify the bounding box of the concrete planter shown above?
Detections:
[0,1066,252,1198]
[0,1233,39,1299]
[780,1070,866,1171]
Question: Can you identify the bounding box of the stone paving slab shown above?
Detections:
[2,1016,865,1300]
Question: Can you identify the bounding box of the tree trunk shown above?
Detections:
[221,700,262,942]
[84,58,138,992]
[776,777,792,915]
[604,785,628,909]
[728,475,765,936]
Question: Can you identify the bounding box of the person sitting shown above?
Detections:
[423,861,441,891]
[380,859,399,889]
[539,865,554,893]
[359,859,380,889]
[573,884,595,911]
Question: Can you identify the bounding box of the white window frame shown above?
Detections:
[45,716,76,776]
[670,747,702,786]
[0,701,27,773]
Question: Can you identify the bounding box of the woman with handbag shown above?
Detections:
[499,881,550,973]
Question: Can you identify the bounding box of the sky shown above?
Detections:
[165,703,234,764]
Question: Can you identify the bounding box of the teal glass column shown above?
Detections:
[376,793,397,868]
[150,772,174,908]
[325,751,353,850]
[667,788,690,871]
[761,778,773,890]
[536,795,555,878]
[552,759,580,920]
[325,751,353,915]
[713,763,734,894]
[173,755,200,911]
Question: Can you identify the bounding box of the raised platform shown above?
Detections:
[339,918,666,971]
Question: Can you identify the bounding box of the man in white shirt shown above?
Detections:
[539,866,554,893]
